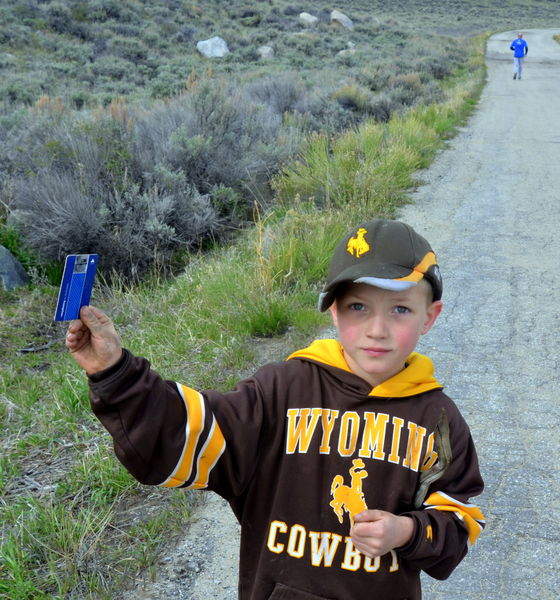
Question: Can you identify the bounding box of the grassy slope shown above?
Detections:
[2,1,560,598]
[1,0,559,105]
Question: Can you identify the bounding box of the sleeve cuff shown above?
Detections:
[394,513,420,555]
[88,349,128,382]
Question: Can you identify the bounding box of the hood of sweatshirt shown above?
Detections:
[287,339,442,398]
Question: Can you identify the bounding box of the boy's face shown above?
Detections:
[329,281,442,388]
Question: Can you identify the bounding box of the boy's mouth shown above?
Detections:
[363,347,391,356]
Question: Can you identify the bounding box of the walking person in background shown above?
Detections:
[510,32,528,80]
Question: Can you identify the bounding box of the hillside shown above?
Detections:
[2,0,560,106]
[3,0,560,284]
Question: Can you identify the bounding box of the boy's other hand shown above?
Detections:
[65,306,123,376]
[351,510,414,558]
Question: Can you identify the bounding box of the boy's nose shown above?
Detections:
[365,315,388,338]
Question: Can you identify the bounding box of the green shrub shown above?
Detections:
[52,38,94,63]
[336,51,357,68]
[331,83,371,113]
[10,171,219,280]
[282,6,300,17]
[79,0,124,22]
[5,82,304,279]
[91,55,135,79]
[135,79,296,195]
[238,46,261,62]
[175,25,198,43]
[272,109,442,211]
[209,184,244,219]
[427,56,453,80]
[44,2,72,35]
[0,22,29,46]
[149,67,187,98]
[69,90,92,110]
[368,93,394,123]
[246,74,308,115]
[0,74,44,105]
[109,36,149,64]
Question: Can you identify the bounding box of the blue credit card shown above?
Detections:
[54,254,98,321]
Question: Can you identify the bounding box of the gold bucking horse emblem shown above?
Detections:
[330,459,368,526]
[346,228,370,258]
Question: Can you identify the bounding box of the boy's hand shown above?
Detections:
[350,510,414,558]
[65,306,123,376]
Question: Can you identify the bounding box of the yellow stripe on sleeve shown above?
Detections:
[424,491,485,546]
[190,417,226,489]
[160,384,205,488]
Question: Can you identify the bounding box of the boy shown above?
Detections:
[66,218,484,600]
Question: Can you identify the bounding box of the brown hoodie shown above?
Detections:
[89,339,484,600]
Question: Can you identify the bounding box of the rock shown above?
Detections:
[299,12,319,27]
[258,45,274,59]
[0,245,29,291]
[338,42,357,57]
[196,36,230,58]
[331,9,354,30]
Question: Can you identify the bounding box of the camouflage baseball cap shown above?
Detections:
[318,219,442,312]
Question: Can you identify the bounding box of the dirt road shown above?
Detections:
[406,28,560,599]
[121,29,560,599]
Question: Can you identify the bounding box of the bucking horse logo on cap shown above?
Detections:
[346,228,370,258]
[330,459,369,525]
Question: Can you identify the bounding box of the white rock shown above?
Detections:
[331,9,354,30]
[299,12,319,27]
[258,45,274,59]
[196,36,230,58]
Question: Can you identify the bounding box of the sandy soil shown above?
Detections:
[118,29,560,600]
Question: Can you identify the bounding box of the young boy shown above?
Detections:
[66,218,484,600]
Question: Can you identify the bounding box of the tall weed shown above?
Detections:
[272,105,448,211]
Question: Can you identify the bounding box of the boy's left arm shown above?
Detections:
[353,405,484,580]
[398,406,485,579]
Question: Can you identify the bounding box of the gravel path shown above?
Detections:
[120,29,560,599]
[405,28,560,599]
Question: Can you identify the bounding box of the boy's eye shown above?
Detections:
[349,302,365,311]
[393,306,410,314]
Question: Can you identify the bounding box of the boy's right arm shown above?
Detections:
[66,307,263,495]
[65,306,193,486]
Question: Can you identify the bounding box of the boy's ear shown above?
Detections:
[421,300,443,335]
[329,302,339,328]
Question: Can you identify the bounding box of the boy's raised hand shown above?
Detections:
[351,510,414,558]
[65,306,123,376]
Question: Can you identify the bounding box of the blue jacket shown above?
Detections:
[510,38,528,58]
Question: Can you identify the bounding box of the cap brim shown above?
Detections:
[354,276,418,292]
[318,275,418,312]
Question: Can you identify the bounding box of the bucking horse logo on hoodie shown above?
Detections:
[330,459,369,525]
